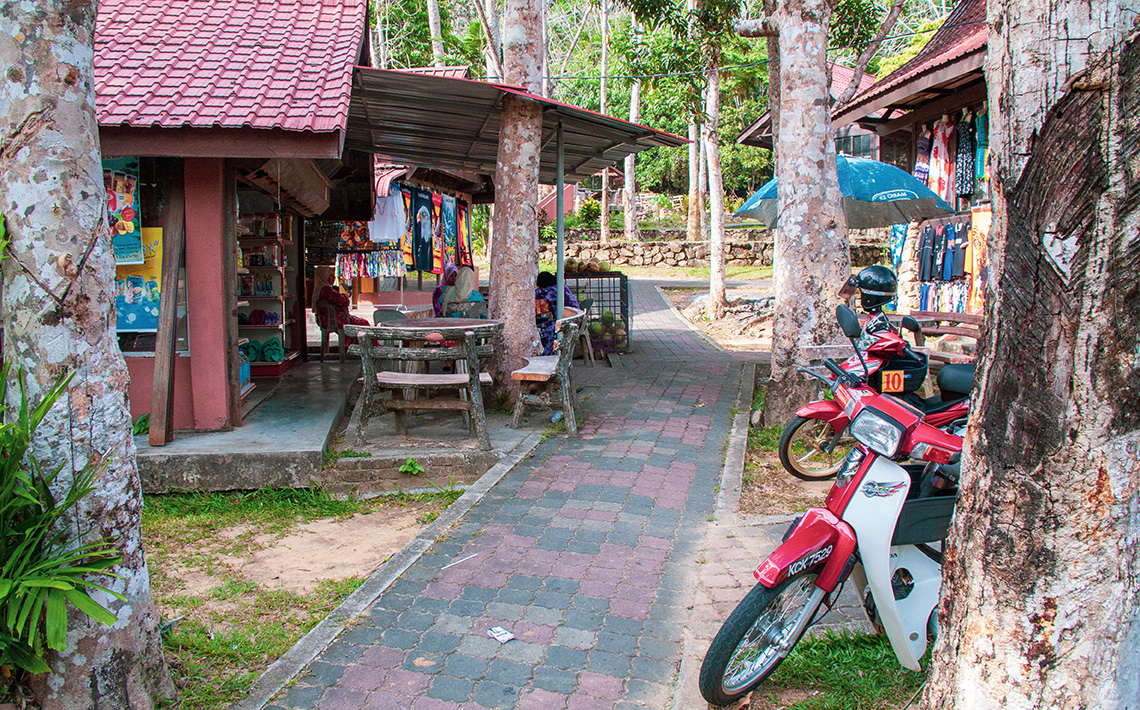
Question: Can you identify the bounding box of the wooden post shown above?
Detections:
[221,162,241,425]
[149,177,186,446]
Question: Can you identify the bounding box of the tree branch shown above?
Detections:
[552,7,592,92]
[470,0,504,79]
[833,0,905,107]
[735,17,778,38]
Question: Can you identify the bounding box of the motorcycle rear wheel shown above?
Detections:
[699,571,823,706]
[778,416,853,481]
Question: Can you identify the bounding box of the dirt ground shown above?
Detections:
[738,443,832,517]
[663,287,774,351]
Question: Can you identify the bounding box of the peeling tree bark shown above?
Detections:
[599,0,611,243]
[922,5,1140,708]
[704,53,728,318]
[487,0,544,399]
[687,122,702,241]
[624,51,641,242]
[0,3,173,708]
[763,0,848,425]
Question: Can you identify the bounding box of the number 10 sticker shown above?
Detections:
[882,370,905,393]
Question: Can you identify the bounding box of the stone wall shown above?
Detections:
[541,234,886,269]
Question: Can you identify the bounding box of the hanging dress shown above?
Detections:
[927,118,955,205]
[913,130,932,183]
[955,117,976,197]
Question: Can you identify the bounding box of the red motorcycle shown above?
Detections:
[778,309,974,480]
[700,305,963,706]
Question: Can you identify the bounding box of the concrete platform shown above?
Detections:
[136,362,360,493]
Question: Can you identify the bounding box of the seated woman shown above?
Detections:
[440,266,485,317]
[535,271,579,355]
[311,265,369,337]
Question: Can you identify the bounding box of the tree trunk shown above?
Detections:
[487,0,544,399]
[483,0,501,79]
[922,5,1140,707]
[697,114,708,237]
[764,0,848,425]
[704,53,728,318]
[687,122,702,240]
[599,0,610,243]
[624,52,641,242]
[426,0,446,66]
[0,3,174,708]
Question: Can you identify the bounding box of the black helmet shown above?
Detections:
[856,265,897,312]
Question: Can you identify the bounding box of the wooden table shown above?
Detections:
[345,319,503,450]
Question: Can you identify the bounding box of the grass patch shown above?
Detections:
[143,487,463,709]
[323,446,372,467]
[754,629,926,709]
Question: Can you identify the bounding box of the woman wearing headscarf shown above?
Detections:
[535,271,579,355]
[440,266,485,316]
[432,264,459,317]
[311,265,369,332]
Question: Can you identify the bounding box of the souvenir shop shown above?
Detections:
[895,106,993,315]
[304,179,477,315]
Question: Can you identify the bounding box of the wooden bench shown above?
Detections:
[510,308,586,434]
[909,311,984,363]
[346,320,502,450]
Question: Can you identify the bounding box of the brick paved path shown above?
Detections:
[269,281,760,710]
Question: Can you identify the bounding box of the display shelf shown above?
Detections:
[240,293,294,300]
[240,382,256,400]
[236,212,299,370]
[238,319,296,330]
[248,350,299,376]
[237,300,249,307]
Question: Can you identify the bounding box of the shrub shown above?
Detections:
[0,367,123,698]
[577,198,601,226]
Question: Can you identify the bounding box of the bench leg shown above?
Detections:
[320,330,329,363]
[351,384,371,447]
[469,382,491,451]
[510,384,527,429]
[393,389,407,435]
[559,375,578,434]
[338,330,346,362]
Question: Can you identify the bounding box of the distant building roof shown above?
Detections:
[394,66,472,79]
[94,0,366,133]
[736,63,880,147]
[832,0,986,128]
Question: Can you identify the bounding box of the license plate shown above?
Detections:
[881,370,905,393]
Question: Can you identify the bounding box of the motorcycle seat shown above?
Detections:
[912,393,968,415]
[937,363,975,396]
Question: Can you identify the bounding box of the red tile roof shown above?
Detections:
[831,63,880,97]
[95,0,366,133]
[841,0,986,114]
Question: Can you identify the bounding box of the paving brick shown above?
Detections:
[317,687,368,710]
[441,654,489,680]
[426,675,474,704]
[531,665,579,694]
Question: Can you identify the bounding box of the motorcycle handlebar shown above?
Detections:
[823,359,848,381]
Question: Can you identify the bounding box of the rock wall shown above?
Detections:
[541,234,886,269]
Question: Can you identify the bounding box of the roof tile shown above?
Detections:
[94,0,365,133]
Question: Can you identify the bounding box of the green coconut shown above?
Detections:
[601,310,615,326]
[598,261,611,272]
[589,322,605,337]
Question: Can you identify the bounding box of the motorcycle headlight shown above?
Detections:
[849,409,905,458]
[835,448,864,488]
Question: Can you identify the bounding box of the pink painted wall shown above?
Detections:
[126,356,196,431]
[183,158,232,430]
[123,160,232,432]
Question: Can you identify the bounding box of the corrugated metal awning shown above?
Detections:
[347,67,687,184]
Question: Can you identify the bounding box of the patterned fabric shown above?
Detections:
[913,131,932,183]
[441,195,458,268]
[535,285,580,355]
[400,186,415,269]
[955,117,975,196]
[927,118,956,204]
[431,192,445,274]
[335,250,405,280]
[457,201,474,267]
[412,187,434,272]
[974,111,988,185]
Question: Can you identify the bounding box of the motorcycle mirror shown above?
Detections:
[837,276,858,299]
[836,304,862,339]
[901,315,921,334]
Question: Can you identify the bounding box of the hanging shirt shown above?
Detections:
[430,192,445,275]
[974,111,988,186]
[368,188,405,243]
[400,185,415,269]
[918,225,935,282]
[953,223,969,278]
[412,187,434,272]
[441,195,458,268]
[955,118,976,197]
[457,201,474,268]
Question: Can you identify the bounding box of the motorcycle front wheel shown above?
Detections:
[699,570,823,706]
[778,416,853,481]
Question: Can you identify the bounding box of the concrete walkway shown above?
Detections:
[259,282,852,710]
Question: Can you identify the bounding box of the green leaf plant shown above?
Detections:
[0,365,123,697]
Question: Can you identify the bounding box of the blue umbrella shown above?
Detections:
[735,155,954,229]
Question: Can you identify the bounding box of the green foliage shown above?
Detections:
[577,198,601,226]
[322,447,372,467]
[875,17,945,78]
[0,367,123,688]
[371,0,482,71]
[399,458,425,476]
[470,204,490,258]
[132,413,149,436]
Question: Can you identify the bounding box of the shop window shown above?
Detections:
[111,157,189,355]
[836,133,874,159]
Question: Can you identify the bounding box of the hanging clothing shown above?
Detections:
[890,223,908,274]
[336,250,405,280]
[953,223,969,278]
[928,118,956,205]
[336,222,369,251]
[441,195,458,267]
[368,186,405,243]
[400,186,415,269]
[918,225,935,282]
[913,130,932,183]
[974,111,988,187]
[457,201,474,268]
[430,192,445,274]
[931,225,947,281]
[955,117,976,196]
[412,187,435,272]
